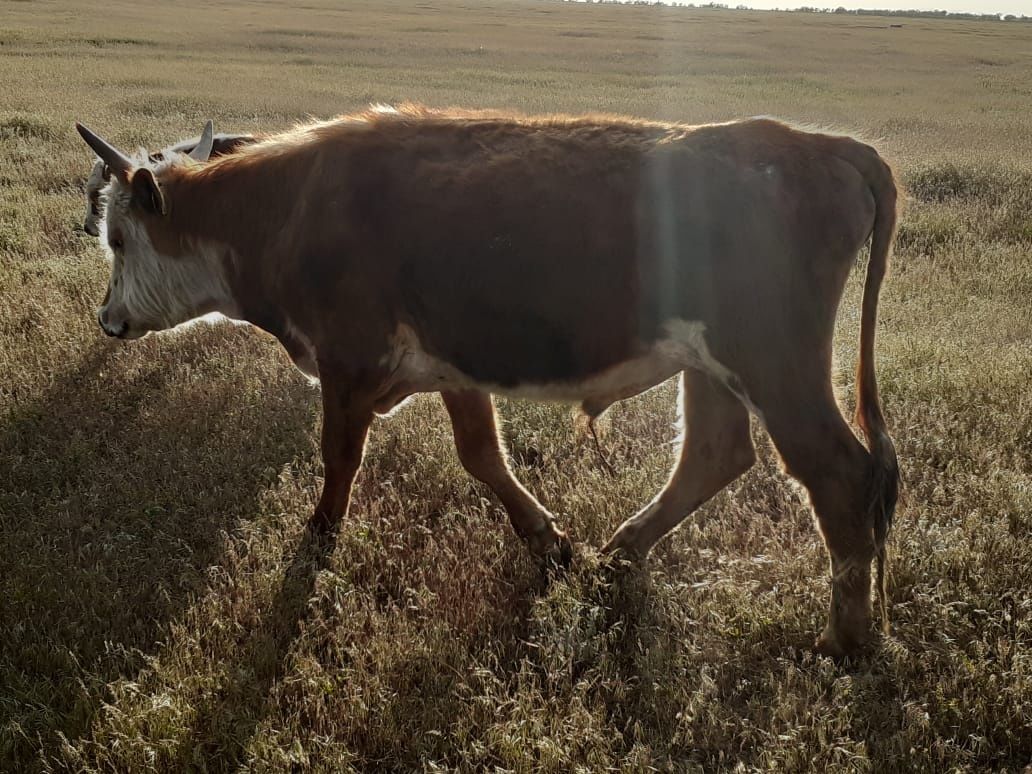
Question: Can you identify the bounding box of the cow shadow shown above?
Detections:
[171,505,550,770]
[171,523,340,770]
[0,331,318,768]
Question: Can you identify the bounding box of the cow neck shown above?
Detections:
[164,157,299,341]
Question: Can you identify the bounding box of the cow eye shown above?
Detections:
[110,236,124,250]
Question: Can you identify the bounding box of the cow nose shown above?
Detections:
[103,321,128,338]
[83,222,99,237]
[98,309,127,338]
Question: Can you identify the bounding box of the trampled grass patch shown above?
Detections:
[1,0,1030,771]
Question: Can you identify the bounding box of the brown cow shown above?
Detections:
[82,131,259,237]
[76,105,898,657]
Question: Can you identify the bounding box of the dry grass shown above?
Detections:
[1,0,1031,770]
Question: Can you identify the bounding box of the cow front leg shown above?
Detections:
[311,379,374,534]
[442,389,572,567]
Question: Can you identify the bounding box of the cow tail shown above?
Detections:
[855,147,900,635]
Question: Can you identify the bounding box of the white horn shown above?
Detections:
[76,123,133,180]
[189,120,214,162]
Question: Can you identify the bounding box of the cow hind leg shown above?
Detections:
[442,390,572,567]
[759,390,880,658]
[604,369,756,557]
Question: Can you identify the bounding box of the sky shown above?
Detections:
[729,0,1031,12]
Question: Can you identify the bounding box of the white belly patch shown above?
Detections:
[379,319,754,418]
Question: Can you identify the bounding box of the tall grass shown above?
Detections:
[1,0,1030,770]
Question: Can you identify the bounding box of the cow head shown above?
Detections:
[83,132,259,239]
[76,120,232,339]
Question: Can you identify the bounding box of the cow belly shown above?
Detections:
[381,319,745,417]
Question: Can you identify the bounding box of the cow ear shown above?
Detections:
[130,168,166,215]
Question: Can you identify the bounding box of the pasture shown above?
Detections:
[1,0,1030,770]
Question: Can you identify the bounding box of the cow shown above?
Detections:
[76,105,899,658]
[82,131,259,237]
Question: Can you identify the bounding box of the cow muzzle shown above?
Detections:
[97,307,128,339]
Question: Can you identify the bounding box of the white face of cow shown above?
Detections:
[98,184,230,339]
[79,120,232,340]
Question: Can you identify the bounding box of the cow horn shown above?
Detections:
[189,119,214,162]
[76,123,133,180]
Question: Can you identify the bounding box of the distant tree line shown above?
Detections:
[579,0,1030,22]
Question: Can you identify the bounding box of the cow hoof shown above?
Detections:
[814,632,847,660]
[601,524,648,560]
[555,532,574,569]
[307,509,339,539]
[530,528,573,572]
[814,625,874,661]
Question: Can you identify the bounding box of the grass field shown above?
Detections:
[2,0,1031,770]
